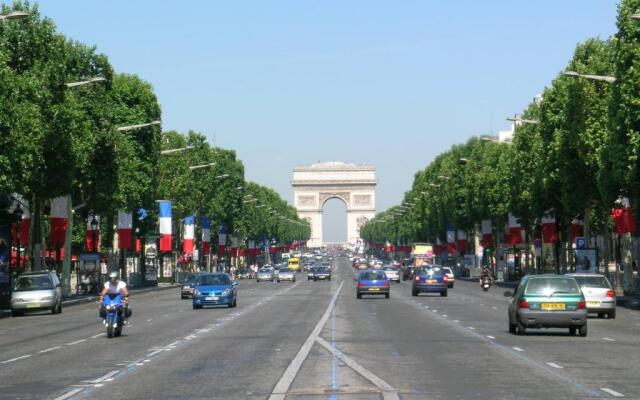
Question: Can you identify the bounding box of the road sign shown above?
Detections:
[575,237,587,250]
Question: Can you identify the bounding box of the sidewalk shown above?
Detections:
[0,283,179,319]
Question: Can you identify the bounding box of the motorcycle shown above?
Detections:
[481,277,492,292]
[101,293,128,338]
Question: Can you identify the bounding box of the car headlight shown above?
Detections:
[193,289,201,296]
[183,285,191,290]
[222,288,232,296]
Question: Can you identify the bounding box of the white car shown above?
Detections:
[383,267,400,282]
[442,267,455,288]
[568,273,616,318]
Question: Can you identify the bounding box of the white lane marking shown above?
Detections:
[601,388,625,397]
[316,336,400,400]
[492,306,498,310]
[184,335,197,340]
[38,346,61,354]
[442,314,448,317]
[512,347,524,352]
[166,340,182,347]
[67,339,86,346]
[53,388,83,400]
[424,305,429,309]
[90,333,105,339]
[487,335,496,340]
[453,320,460,323]
[468,326,475,330]
[0,354,31,364]
[163,314,169,317]
[432,309,438,313]
[146,318,153,322]
[603,337,616,342]
[546,362,563,369]
[87,370,119,383]
[268,282,344,400]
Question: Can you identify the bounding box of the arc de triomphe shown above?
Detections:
[292,162,376,247]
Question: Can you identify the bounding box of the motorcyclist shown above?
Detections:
[99,272,130,323]
[480,266,493,285]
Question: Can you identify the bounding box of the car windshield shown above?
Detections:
[360,271,387,280]
[318,267,330,273]
[525,277,581,295]
[197,275,231,286]
[280,268,292,273]
[573,276,611,289]
[259,268,272,273]
[14,275,53,291]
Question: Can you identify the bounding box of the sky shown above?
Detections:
[31,0,619,242]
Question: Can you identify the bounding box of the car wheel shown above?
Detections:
[509,321,516,334]
[578,324,588,337]
[449,283,454,289]
[441,290,448,297]
[181,295,186,299]
[11,310,23,317]
[412,288,418,297]
[51,303,58,315]
[357,293,362,299]
[193,304,202,310]
[385,292,390,299]
[569,326,577,336]
[608,310,616,319]
[57,302,62,314]
[516,321,526,336]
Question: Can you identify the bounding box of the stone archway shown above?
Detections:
[292,162,376,247]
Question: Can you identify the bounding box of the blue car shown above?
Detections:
[356,269,390,299]
[412,266,448,297]
[192,273,238,309]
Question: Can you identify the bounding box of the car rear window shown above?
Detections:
[573,276,611,289]
[525,277,580,295]
[420,267,442,274]
[198,275,231,285]
[15,275,53,291]
[360,271,386,280]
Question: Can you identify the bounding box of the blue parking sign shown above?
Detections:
[575,237,586,250]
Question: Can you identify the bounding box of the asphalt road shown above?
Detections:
[1,257,639,400]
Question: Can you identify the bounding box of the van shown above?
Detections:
[287,257,301,272]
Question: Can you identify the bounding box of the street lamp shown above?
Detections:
[188,162,215,171]
[117,120,162,132]
[438,175,450,181]
[161,146,194,155]
[429,183,441,188]
[507,115,539,125]
[215,173,229,179]
[562,70,616,83]
[65,77,107,88]
[0,10,29,21]
[631,13,640,20]
[243,198,258,204]
[90,213,99,253]
[459,158,469,166]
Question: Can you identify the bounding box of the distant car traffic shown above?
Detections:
[356,270,390,299]
[507,275,587,336]
[568,273,616,319]
[181,272,205,299]
[277,268,296,282]
[312,266,332,281]
[192,273,238,309]
[307,266,318,280]
[256,267,275,282]
[412,266,448,297]
[383,267,400,282]
[11,271,63,316]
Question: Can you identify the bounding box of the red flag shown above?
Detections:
[49,197,68,246]
[612,208,637,235]
[542,214,558,243]
[570,219,583,241]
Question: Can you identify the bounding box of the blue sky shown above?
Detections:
[33,0,618,241]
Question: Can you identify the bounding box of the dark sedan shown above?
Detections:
[312,266,332,281]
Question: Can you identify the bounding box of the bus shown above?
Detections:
[287,257,301,272]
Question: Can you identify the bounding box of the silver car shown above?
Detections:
[256,268,275,282]
[277,268,296,282]
[11,271,63,316]
[383,267,400,282]
[568,273,616,319]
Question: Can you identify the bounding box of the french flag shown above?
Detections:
[507,213,523,245]
[231,236,238,257]
[481,219,493,249]
[201,217,211,255]
[541,212,558,243]
[457,230,467,254]
[117,211,133,249]
[446,224,457,254]
[158,201,172,252]
[49,196,68,246]
[218,223,227,257]
[183,216,195,255]
[20,198,30,245]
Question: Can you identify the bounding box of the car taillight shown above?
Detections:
[443,276,449,282]
[577,300,586,309]
[518,300,529,309]
[606,290,615,298]
[383,281,390,287]
[414,276,421,282]
[358,282,365,287]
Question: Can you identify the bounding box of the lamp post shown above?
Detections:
[0,10,29,21]
[90,213,99,253]
[117,120,162,132]
[562,70,616,83]
[65,77,108,88]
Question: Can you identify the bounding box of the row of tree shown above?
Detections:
[1,2,309,258]
[361,0,640,290]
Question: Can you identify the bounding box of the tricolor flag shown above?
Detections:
[570,218,583,242]
[49,196,69,246]
[507,213,523,245]
[86,215,100,252]
[248,240,257,257]
[201,217,211,255]
[542,211,558,243]
[19,198,30,246]
[457,230,467,254]
[158,201,172,252]
[481,219,493,249]
[231,236,238,257]
[218,223,227,257]
[183,215,195,255]
[117,211,133,250]
[446,224,457,254]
